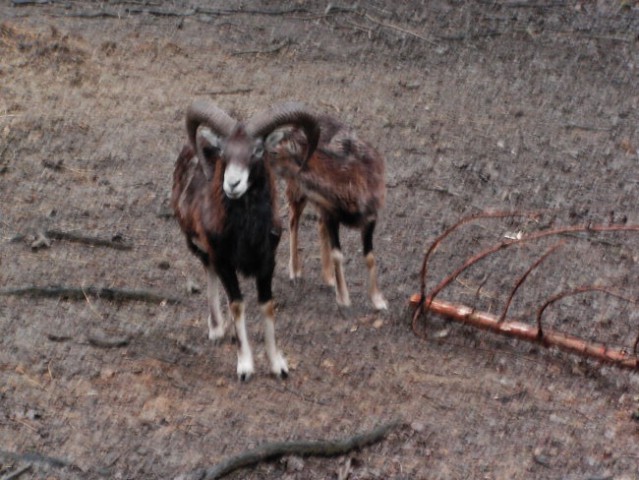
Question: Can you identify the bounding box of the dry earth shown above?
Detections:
[1,1,639,479]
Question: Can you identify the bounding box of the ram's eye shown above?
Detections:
[202,145,219,158]
[253,144,265,159]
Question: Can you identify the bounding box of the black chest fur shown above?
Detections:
[212,186,280,277]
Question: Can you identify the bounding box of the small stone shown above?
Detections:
[26,409,42,420]
[372,319,384,329]
[31,232,51,250]
[321,358,335,370]
[410,421,426,433]
[186,278,201,294]
[283,455,304,472]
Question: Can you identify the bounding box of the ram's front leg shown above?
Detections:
[218,265,254,381]
[257,271,289,379]
[205,265,228,341]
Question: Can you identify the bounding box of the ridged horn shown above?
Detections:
[246,102,320,165]
[185,99,237,149]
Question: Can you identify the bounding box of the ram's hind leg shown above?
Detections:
[318,217,336,287]
[287,182,307,281]
[257,272,288,379]
[323,215,350,307]
[362,221,388,310]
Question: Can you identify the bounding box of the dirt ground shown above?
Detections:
[1,1,639,479]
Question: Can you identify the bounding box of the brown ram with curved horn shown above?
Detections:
[171,99,320,381]
[265,113,388,311]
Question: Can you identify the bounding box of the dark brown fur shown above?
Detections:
[267,114,388,309]
[271,115,386,227]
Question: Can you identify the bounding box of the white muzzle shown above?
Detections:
[223,163,250,199]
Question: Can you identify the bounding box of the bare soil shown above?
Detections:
[1,1,639,479]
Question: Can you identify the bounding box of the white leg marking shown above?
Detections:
[332,249,351,307]
[261,301,288,378]
[366,253,388,310]
[231,301,254,381]
[206,267,227,341]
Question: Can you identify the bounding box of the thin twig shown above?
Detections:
[82,286,106,321]
[563,123,613,132]
[63,5,310,19]
[425,222,639,309]
[0,464,32,480]
[231,39,291,56]
[324,5,438,45]
[197,6,311,16]
[266,384,330,406]
[0,285,180,304]
[535,286,638,339]
[197,88,253,96]
[498,242,564,323]
[189,420,402,480]
[10,0,50,5]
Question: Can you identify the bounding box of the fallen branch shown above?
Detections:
[0,286,180,304]
[187,420,401,480]
[412,212,639,371]
[45,229,133,250]
[410,295,639,371]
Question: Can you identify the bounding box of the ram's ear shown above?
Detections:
[265,129,288,153]
[196,127,222,179]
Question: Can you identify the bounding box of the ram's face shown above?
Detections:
[196,125,264,200]
[222,131,264,200]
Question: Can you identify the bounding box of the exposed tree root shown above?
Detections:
[185,420,402,480]
[0,285,179,304]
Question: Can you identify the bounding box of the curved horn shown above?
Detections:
[246,102,320,165]
[186,99,237,148]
